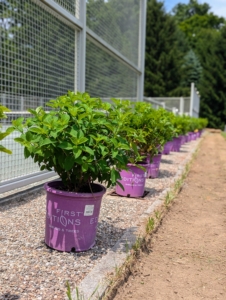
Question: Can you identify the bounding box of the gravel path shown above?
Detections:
[0,139,199,300]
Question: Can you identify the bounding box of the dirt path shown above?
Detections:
[113,133,226,300]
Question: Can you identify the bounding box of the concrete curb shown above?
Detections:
[76,139,202,300]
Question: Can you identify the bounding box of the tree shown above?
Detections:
[197,28,226,129]
[172,0,211,23]
[182,49,202,86]
[144,0,185,97]
[172,0,226,128]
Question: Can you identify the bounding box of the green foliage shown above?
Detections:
[0,105,13,154]
[146,217,155,233]
[171,0,226,129]
[10,92,142,192]
[182,50,202,87]
[172,115,208,135]
[66,282,99,300]
[221,132,226,140]
[197,27,226,129]
[172,0,211,23]
[145,0,185,97]
[9,90,208,192]
[109,100,176,159]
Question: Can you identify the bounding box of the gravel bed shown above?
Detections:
[0,140,199,300]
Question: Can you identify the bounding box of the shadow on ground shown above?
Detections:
[0,293,20,300]
[160,158,174,164]
[158,170,175,178]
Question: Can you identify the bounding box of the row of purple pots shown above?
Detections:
[162,130,203,156]
[44,129,204,253]
[116,153,163,198]
[116,129,204,200]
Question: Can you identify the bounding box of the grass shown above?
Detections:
[221,132,226,140]
[66,282,100,300]
[146,217,155,233]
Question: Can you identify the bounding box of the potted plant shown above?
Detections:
[10,92,137,252]
[146,108,175,177]
[107,99,148,197]
[0,105,13,154]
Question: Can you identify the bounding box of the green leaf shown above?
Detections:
[110,168,118,184]
[27,108,37,116]
[112,149,118,158]
[83,146,94,155]
[99,144,108,156]
[82,162,89,172]
[0,145,12,154]
[73,147,82,159]
[40,138,55,147]
[64,156,74,171]
[78,113,90,121]
[116,180,124,191]
[60,114,70,125]
[69,107,78,117]
[50,131,58,139]
[14,137,26,145]
[24,147,31,158]
[26,131,33,142]
[77,137,88,145]
[12,117,24,127]
[69,129,78,138]
[29,127,45,134]
[5,127,14,134]
[58,142,73,150]
[0,132,10,141]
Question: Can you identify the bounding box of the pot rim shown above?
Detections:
[44,180,106,198]
[127,163,149,167]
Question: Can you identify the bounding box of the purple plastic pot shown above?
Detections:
[152,153,162,168]
[181,135,187,145]
[44,180,106,252]
[198,130,202,138]
[116,164,148,197]
[162,141,173,155]
[147,163,159,178]
[189,132,193,141]
[171,136,182,152]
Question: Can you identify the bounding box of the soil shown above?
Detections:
[112,133,226,300]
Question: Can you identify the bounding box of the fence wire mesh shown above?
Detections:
[0,0,79,184]
[184,97,191,115]
[85,39,138,98]
[86,0,140,66]
[53,0,80,18]
[153,97,180,111]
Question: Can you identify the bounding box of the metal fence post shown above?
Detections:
[79,0,86,92]
[21,96,24,111]
[180,97,184,115]
[137,0,147,101]
[190,82,195,117]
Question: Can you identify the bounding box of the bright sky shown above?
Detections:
[164,0,226,19]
